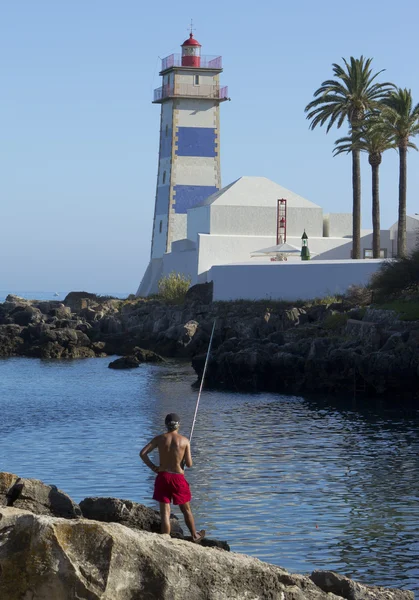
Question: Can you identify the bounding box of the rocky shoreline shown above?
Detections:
[0,472,414,599]
[1,288,419,402]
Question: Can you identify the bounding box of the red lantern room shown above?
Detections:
[181,33,201,67]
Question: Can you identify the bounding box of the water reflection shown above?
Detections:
[0,357,418,592]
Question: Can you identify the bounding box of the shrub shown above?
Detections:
[158,272,191,304]
[345,284,373,306]
[322,312,349,331]
[370,246,419,301]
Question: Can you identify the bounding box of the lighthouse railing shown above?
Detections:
[153,84,228,102]
[160,54,222,71]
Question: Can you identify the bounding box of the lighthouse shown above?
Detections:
[149,32,229,260]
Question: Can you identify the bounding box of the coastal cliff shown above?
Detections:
[0,288,418,402]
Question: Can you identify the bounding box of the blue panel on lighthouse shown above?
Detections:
[155,186,170,214]
[160,128,173,158]
[173,185,218,214]
[176,127,217,157]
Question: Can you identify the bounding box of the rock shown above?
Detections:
[363,308,401,326]
[33,300,64,314]
[266,331,285,346]
[108,355,141,369]
[5,477,81,518]
[345,319,382,348]
[0,508,411,600]
[10,305,43,326]
[0,324,24,357]
[64,291,101,311]
[80,496,184,536]
[133,347,164,363]
[185,281,213,304]
[310,570,413,600]
[4,294,28,304]
[0,472,19,506]
[49,305,72,319]
[108,347,163,369]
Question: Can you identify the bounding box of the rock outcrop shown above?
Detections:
[1,291,419,401]
[79,496,184,537]
[0,507,413,600]
[5,476,81,518]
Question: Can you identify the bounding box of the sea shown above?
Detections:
[0,290,418,593]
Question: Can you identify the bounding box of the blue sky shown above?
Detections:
[1,0,418,293]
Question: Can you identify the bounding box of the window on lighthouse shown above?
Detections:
[159,220,163,233]
[162,171,166,184]
[194,75,200,86]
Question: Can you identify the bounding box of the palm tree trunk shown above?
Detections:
[397,146,407,257]
[352,149,361,259]
[371,163,380,258]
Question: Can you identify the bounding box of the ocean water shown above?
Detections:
[0,356,418,593]
[0,290,129,303]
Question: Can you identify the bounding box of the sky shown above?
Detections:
[1,0,418,294]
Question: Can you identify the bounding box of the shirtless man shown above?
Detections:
[139,412,205,543]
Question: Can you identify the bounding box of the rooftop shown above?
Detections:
[195,176,321,209]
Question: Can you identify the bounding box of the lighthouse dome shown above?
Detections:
[182,33,201,47]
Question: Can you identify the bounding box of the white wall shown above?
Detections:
[197,234,277,275]
[211,260,384,301]
[169,213,188,245]
[208,206,323,237]
[175,157,218,186]
[187,205,211,242]
[324,213,352,237]
[313,230,392,260]
[162,249,198,285]
[176,99,218,128]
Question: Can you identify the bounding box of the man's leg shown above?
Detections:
[159,502,171,535]
[179,502,198,538]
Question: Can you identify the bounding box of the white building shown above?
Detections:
[137,34,415,301]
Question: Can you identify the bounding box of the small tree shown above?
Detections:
[334,119,394,258]
[381,88,419,257]
[158,272,191,304]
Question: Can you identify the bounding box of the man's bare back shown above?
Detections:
[154,431,192,473]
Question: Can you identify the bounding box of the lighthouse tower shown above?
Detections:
[149,32,228,260]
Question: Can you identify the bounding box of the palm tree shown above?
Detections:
[381,88,419,257]
[334,121,394,258]
[305,57,394,258]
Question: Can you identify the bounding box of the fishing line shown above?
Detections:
[189,319,216,443]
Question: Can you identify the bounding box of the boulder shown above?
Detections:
[80,496,184,537]
[184,281,213,304]
[0,507,376,600]
[0,472,19,506]
[108,348,163,369]
[0,325,24,357]
[108,355,141,369]
[5,476,81,518]
[132,347,164,363]
[310,570,413,600]
[5,294,28,303]
[10,305,43,326]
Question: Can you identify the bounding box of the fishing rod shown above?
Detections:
[189,319,216,443]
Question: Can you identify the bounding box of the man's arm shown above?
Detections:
[139,437,159,473]
[183,440,193,469]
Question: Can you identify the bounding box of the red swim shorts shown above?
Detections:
[153,472,192,505]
